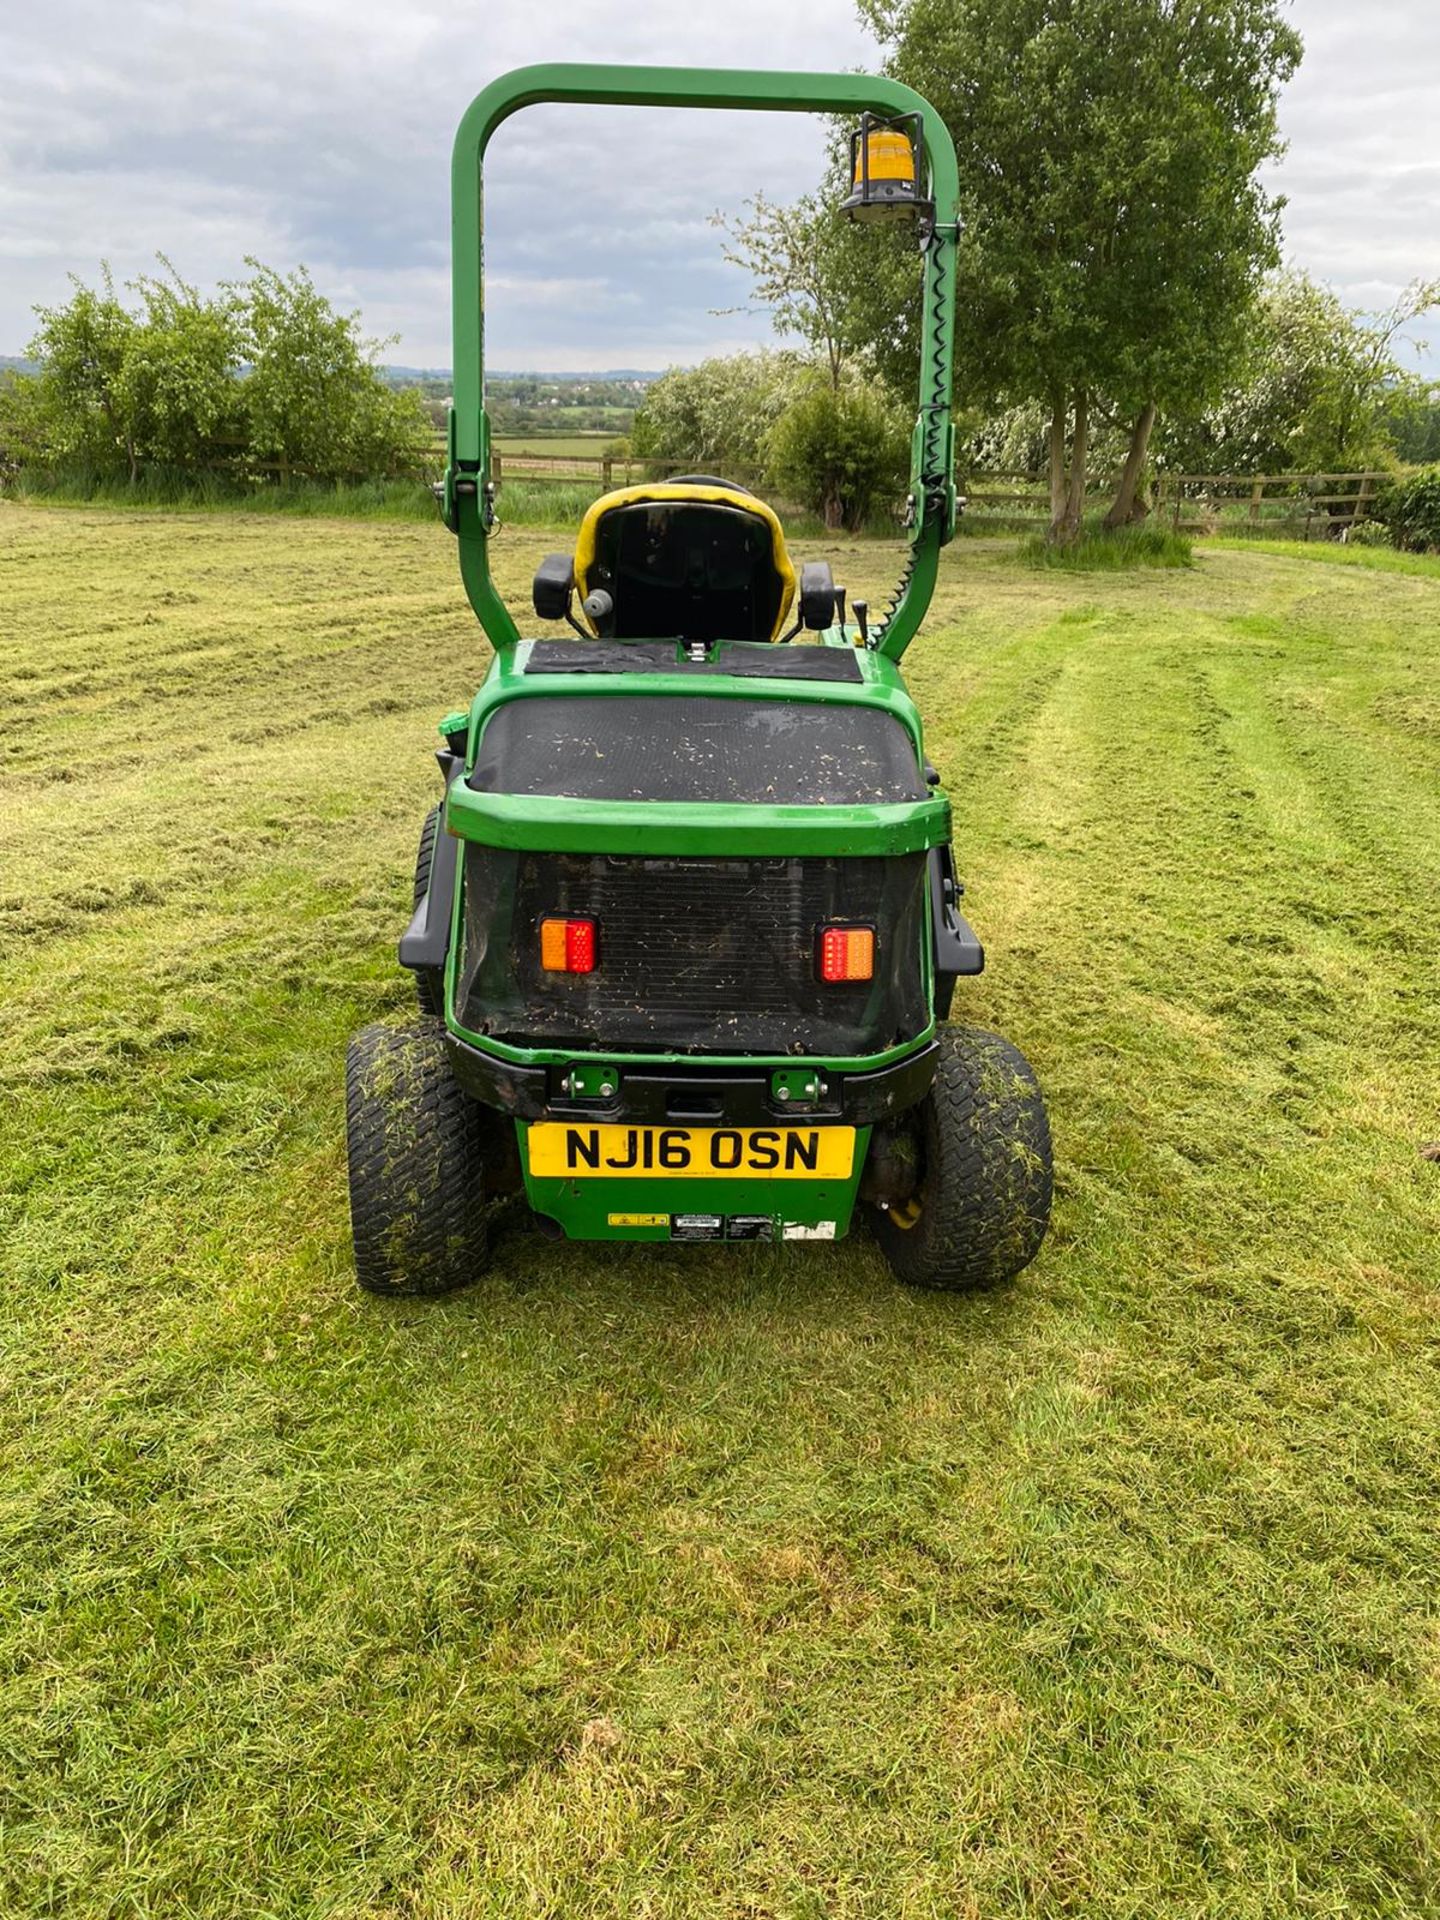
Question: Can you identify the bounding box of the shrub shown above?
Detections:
[20,258,431,489]
[766,380,910,531]
[1379,467,1440,552]
[1343,517,1392,548]
[630,352,805,482]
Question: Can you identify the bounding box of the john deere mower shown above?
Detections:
[344,64,1052,1293]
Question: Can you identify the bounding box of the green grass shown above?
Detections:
[12,463,440,520]
[493,479,615,527]
[1021,523,1195,569]
[2,508,1439,1916]
[1210,535,1440,579]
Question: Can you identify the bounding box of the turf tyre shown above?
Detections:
[871,1025,1052,1292]
[346,1019,489,1296]
[411,806,444,1018]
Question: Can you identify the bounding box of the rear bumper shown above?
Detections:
[445,1030,938,1128]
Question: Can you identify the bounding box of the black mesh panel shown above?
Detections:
[457,848,930,1055]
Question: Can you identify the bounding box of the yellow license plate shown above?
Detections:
[526,1123,856,1180]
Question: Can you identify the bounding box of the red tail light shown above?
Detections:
[540,916,597,973]
[818,925,875,982]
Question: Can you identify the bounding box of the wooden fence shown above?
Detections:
[469,444,1391,540]
[1153,471,1389,537]
[943,469,1388,537]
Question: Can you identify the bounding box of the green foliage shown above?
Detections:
[494,480,611,527]
[864,0,1301,420]
[27,268,152,476]
[122,262,244,469]
[1378,382,1440,466]
[714,191,904,391]
[1160,274,1440,474]
[765,379,911,530]
[19,258,429,488]
[1343,517,1394,549]
[232,261,430,480]
[1020,523,1194,570]
[630,350,807,479]
[13,463,437,519]
[1378,466,1440,553]
[0,369,58,472]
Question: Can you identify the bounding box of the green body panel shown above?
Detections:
[443,638,949,858]
[447,64,960,662]
[517,1121,871,1243]
[447,787,948,859]
[461,637,930,760]
[437,632,942,1074]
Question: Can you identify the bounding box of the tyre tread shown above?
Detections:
[345,1019,488,1296]
[411,806,444,1019]
[873,1025,1052,1292]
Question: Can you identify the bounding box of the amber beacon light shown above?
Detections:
[840,113,933,228]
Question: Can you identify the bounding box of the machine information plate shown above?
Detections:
[671,1214,724,1242]
[526,1124,856,1180]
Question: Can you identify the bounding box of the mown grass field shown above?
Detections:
[2,503,1438,1918]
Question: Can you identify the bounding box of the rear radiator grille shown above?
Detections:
[458,850,929,1056]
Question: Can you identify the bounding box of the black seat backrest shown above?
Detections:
[587,501,786,644]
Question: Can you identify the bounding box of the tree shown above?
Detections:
[1380,467,1440,553]
[22,258,429,488]
[0,370,60,476]
[121,260,243,470]
[231,261,430,480]
[860,0,1303,540]
[1379,383,1440,468]
[27,261,243,478]
[630,351,808,479]
[1161,272,1440,474]
[28,268,144,479]
[766,377,911,530]
[713,192,894,391]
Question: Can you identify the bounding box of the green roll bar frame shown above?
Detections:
[445,63,960,663]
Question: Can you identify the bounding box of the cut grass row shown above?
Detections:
[1,505,1438,1916]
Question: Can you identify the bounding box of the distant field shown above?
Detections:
[494,432,622,458]
[2,503,1439,1916]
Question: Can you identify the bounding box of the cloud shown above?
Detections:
[1,0,1437,370]
[1265,0,1440,364]
[0,0,875,366]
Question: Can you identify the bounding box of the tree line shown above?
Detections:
[7,0,1439,546]
[0,260,431,488]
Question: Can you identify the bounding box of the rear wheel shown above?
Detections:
[411,806,444,1018]
[870,1026,1052,1292]
[345,1020,491,1296]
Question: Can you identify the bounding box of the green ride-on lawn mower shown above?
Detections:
[345,63,1053,1295]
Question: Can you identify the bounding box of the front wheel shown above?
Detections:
[870,1026,1052,1292]
[345,1020,491,1296]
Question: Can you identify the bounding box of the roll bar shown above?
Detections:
[446,63,959,661]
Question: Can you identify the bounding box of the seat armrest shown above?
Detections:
[533,552,575,621]
[799,560,837,631]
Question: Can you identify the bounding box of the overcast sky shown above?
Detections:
[1,0,1436,372]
